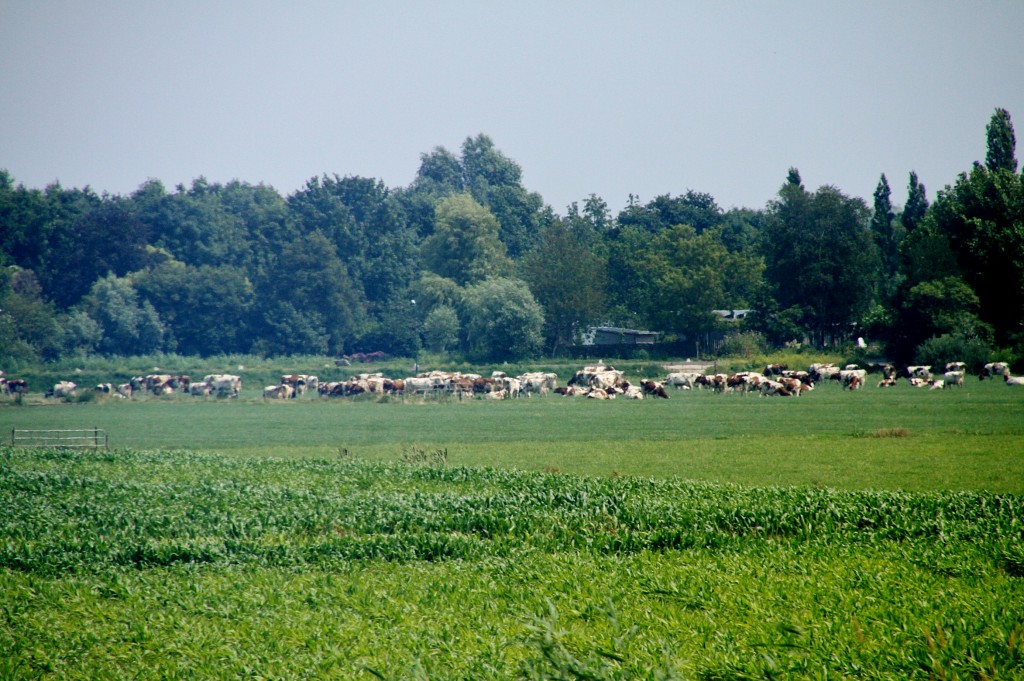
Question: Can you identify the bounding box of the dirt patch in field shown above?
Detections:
[662,362,716,373]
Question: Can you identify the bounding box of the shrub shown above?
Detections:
[914,332,993,370]
[716,331,768,359]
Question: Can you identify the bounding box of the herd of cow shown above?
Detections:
[2,360,1021,403]
[0,372,243,400]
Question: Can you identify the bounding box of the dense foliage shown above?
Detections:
[2,447,1022,678]
[2,111,1023,367]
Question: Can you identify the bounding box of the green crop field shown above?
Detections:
[2,378,1024,678]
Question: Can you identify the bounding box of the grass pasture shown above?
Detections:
[2,377,1024,491]
[2,377,1024,679]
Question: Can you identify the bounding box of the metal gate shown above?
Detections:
[11,428,109,449]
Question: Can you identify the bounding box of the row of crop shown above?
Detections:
[2,447,1022,576]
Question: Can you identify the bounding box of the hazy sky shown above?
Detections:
[3,2,1023,216]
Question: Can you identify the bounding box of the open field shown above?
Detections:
[2,377,1024,491]
[2,377,1024,678]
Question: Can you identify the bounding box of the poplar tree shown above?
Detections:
[901,171,929,233]
[986,107,1018,173]
[870,174,902,301]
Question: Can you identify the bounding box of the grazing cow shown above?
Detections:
[172,375,192,392]
[46,381,77,398]
[499,376,522,398]
[319,381,355,397]
[622,385,645,399]
[943,370,964,389]
[189,381,212,397]
[664,372,699,390]
[517,372,559,396]
[568,366,626,391]
[980,362,1010,380]
[781,369,813,384]
[5,378,28,395]
[263,384,294,399]
[838,369,866,390]
[404,376,437,395]
[868,363,896,380]
[145,374,174,393]
[640,380,670,399]
[318,381,340,397]
[150,380,175,396]
[760,379,794,397]
[898,365,933,381]
[281,374,318,397]
[727,372,764,394]
[779,376,810,395]
[382,378,405,394]
[205,374,242,398]
[707,374,729,392]
[809,364,841,384]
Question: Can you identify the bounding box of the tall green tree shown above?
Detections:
[635,225,763,340]
[421,194,512,286]
[251,232,364,356]
[422,304,460,354]
[138,178,258,272]
[615,191,724,234]
[582,194,612,233]
[929,158,1024,347]
[133,260,255,356]
[986,107,1018,173]
[0,267,61,362]
[397,147,466,239]
[603,224,655,329]
[900,171,929,233]
[0,171,54,272]
[288,175,417,311]
[41,195,152,308]
[761,170,878,345]
[711,208,765,255]
[460,134,544,258]
[870,173,904,302]
[461,277,544,361]
[399,136,545,257]
[78,274,165,356]
[520,215,607,354]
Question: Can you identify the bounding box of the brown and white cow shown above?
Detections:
[263,384,294,399]
[5,378,28,395]
[640,380,670,399]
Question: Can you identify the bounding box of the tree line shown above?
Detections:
[1,111,1022,368]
